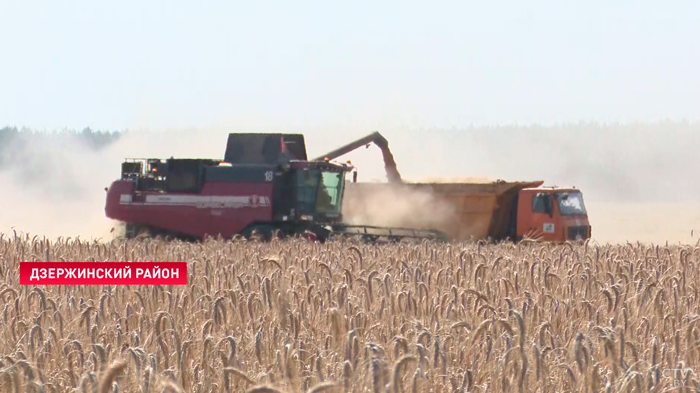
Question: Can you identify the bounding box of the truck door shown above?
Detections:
[518,192,561,241]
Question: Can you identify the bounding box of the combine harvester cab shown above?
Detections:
[104,133,448,243]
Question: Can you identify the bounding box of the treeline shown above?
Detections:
[0,126,122,150]
[0,127,123,169]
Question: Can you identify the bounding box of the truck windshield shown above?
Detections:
[556,191,587,215]
[295,168,345,216]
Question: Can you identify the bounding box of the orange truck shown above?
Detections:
[315,132,592,242]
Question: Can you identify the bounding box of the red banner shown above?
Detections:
[19,262,187,285]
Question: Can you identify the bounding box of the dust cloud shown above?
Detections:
[342,182,457,232]
[0,129,230,240]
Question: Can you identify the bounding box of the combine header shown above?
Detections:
[104,133,447,243]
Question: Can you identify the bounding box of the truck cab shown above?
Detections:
[516,187,591,242]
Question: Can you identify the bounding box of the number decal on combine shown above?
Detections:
[543,223,555,233]
[264,171,274,181]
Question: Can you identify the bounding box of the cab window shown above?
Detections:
[532,193,552,214]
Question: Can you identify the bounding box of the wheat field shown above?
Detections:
[1,234,700,393]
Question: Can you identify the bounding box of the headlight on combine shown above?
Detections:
[301,215,313,221]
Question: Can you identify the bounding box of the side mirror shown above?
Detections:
[352,171,358,183]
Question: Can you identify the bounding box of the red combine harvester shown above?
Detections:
[104,133,447,242]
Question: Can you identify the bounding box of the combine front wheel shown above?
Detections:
[124,223,148,239]
[241,225,276,242]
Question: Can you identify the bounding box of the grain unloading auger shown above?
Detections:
[104,132,447,243]
[312,131,403,183]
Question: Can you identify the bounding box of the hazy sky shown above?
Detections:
[1,0,699,131]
